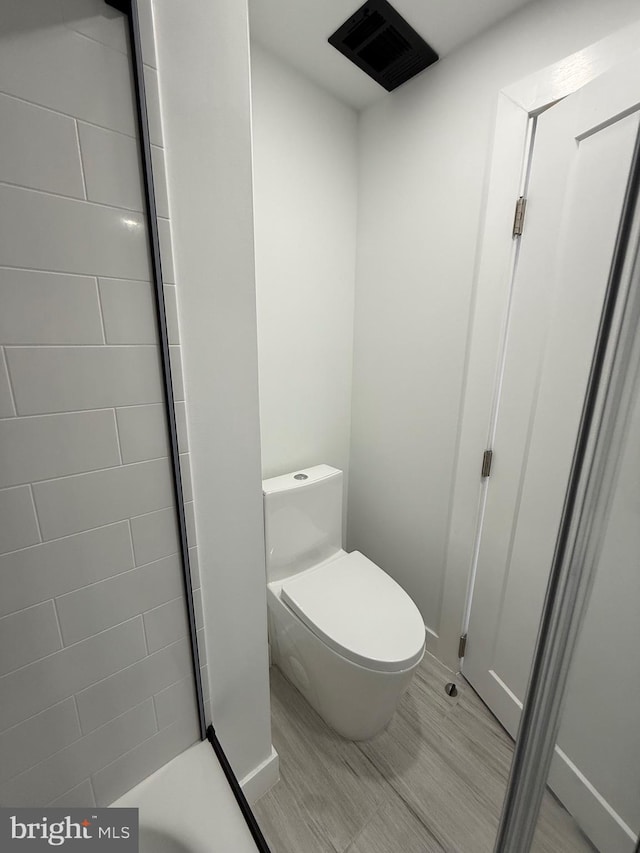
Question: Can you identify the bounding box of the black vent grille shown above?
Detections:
[328,0,438,93]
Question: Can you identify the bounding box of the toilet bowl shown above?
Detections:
[263,465,425,740]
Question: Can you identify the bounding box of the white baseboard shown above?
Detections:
[425,624,440,660]
[239,746,279,805]
[549,746,637,853]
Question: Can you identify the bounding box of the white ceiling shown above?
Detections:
[249,0,533,110]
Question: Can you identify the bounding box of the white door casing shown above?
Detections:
[463,52,640,852]
[438,20,640,671]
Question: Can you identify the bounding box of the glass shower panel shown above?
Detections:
[0,0,199,807]
[530,366,640,853]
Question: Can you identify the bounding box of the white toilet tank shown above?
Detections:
[263,465,343,583]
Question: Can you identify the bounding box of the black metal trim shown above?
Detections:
[108,0,207,741]
[206,726,273,853]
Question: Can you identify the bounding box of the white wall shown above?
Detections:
[348,0,640,651]
[251,43,358,483]
[153,0,275,787]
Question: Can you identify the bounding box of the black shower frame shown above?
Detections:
[104,0,206,740]
[102,6,273,849]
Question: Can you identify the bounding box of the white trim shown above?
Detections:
[480,672,636,852]
[239,745,279,805]
[424,624,439,659]
[549,747,637,851]
[438,22,640,673]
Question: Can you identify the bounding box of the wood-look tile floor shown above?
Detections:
[254,654,594,853]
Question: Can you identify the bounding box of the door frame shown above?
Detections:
[437,20,640,671]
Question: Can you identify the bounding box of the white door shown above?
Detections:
[463,53,640,852]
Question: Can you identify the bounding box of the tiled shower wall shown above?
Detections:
[0,0,208,807]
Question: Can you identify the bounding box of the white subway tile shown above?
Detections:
[98,278,157,344]
[163,284,179,343]
[0,94,84,198]
[0,522,134,618]
[0,350,16,418]
[58,0,127,55]
[48,779,95,808]
[0,411,120,489]
[130,507,179,567]
[0,486,40,555]
[153,677,194,730]
[0,699,80,784]
[143,65,163,147]
[32,458,174,541]
[143,597,188,654]
[151,146,169,218]
[7,346,162,416]
[56,554,183,646]
[0,601,62,676]
[179,454,192,501]
[0,617,146,732]
[0,186,150,280]
[0,17,136,137]
[158,218,174,284]
[0,699,155,807]
[116,404,169,464]
[78,122,144,212]
[0,269,103,345]
[92,712,198,805]
[76,638,192,734]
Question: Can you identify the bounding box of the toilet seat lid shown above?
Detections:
[280,551,426,673]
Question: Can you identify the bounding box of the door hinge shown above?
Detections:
[458,633,468,659]
[512,196,527,237]
[481,449,493,478]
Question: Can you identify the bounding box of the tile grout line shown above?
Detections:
[0,90,140,144]
[27,484,44,544]
[14,455,173,488]
[1,343,158,349]
[0,179,147,216]
[0,636,191,742]
[2,346,18,417]
[0,615,146,682]
[65,25,128,60]
[0,263,167,285]
[1,455,173,493]
[51,596,66,649]
[112,408,124,466]
[73,118,88,201]
[94,277,108,345]
[7,695,160,790]
[71,694,84,737]
[0,509,175,565]
[126,517,138,566]
[0,564,183,622]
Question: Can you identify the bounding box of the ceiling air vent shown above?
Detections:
[328,0,438,93]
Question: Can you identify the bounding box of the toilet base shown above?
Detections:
[267,584,424,740]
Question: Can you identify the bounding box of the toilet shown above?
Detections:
[263,464,426,740]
